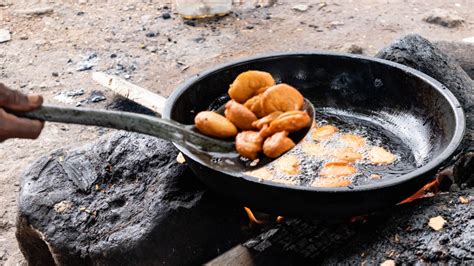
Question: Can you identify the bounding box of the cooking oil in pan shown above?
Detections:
[194,106,419,188]
[250,108,419,187]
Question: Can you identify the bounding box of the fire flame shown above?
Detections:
[244,207,284,226]
[244,177,442,225]
[400,178,440,204]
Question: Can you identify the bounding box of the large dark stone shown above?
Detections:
[16,132,248,265]
[376,34,473,186]
[435,41,474,80]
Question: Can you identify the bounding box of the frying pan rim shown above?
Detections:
[163,51,466,193]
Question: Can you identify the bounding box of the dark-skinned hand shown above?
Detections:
[0,83,44,142]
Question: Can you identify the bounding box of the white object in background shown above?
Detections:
[175,0,232,18]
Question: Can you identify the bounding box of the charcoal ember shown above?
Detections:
[16,132,247,265]
[376,34,474,187]
[322,190,474,264]
[210,190,473,265]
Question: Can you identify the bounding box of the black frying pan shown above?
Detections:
[164,52,465,218]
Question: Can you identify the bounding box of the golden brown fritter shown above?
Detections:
[260,84,304,115]
[259,111,311,138]
[368,146,396,165]
[243,94,266,118]
[312,125,338,141]
[224,100,258,130]
[235,131,264,160]
[319,161,357,178]
[339,134,366,149]
[228,70,275,103]
[252,111,283,130]
[194,111,238,138]
[262,131,296,158]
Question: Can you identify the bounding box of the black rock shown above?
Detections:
[145,32,157,37]
[51,72,59,77]
[162,12,171,19]
[246,25,255,30]
[435,41,474,80]
[110,53,117,58]
[77,11,85,16]
[88,90,106,103]
[376,34,474,187]
[194,37,206,44]
[184,19,196,27]
[16,132,248,265]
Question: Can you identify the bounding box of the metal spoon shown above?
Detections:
[15,99,314,154]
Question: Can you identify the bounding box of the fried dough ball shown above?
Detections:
[319,161,357,178]
[339,134,366,149]
[224,100,258,130]
[312,125,338,141]
[301,143,329,159]
[246,167,273,180]
[260,84,304,115]
[368,146,396,165]
[243,95,266,118]
[274,154,299,176]
[263,131,296,158]
[260,111,311,138]
[228,70,275,103]
[332,147,362,162]
[235,131,264,160]
[252,111,283,130]
[311,177,352,188]
[194,111,238,138]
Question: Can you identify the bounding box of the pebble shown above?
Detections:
[184,20,196,27]
[0,29,11,43]
[193,37,206,44]
[423,8,464,28]
[292,4,309,12]
[246,25,255,30]
[77,52,98,71]
[88,91,106,103]
[145,32,158,37]
[52,72,59,77]
[54,89,85,103]
[77,11,85,16]
[162,13,171,19]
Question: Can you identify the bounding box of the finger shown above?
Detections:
[0,83,43,111]
[0,109,44,141]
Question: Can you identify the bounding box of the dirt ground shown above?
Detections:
[0,0,472,264]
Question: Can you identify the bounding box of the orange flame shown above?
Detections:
[244,207,285,226]
[400,178,440,204]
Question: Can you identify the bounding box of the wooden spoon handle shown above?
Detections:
[15,104,234,153]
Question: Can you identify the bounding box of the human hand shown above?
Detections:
[0,83,44,142]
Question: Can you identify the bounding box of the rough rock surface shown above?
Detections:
[16,132,247,265]
[210,190,473,265]
[376,34,473,186]
[323,190,474,264]
[435,41,474,80]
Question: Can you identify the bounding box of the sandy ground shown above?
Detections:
[0,0,473,264]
